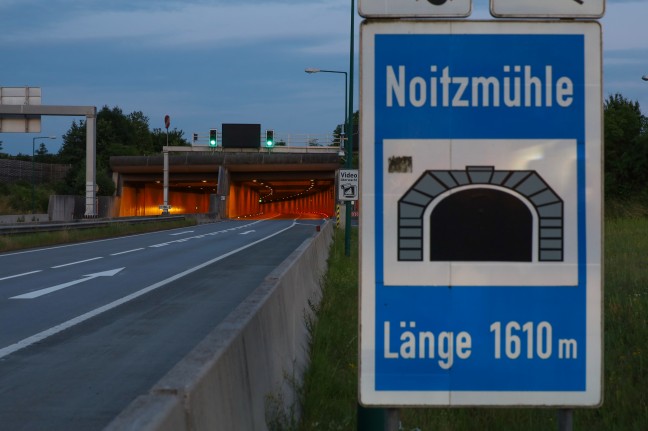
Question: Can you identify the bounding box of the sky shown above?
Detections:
[0,0,647,155]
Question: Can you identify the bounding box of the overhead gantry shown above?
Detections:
[0,104,99,217]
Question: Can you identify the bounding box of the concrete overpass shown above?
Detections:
[110,147,341,219]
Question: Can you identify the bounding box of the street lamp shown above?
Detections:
[642,75,648,81]
[346,0,355,258]
[305,67,353,254]
[305,68,349,143]
[32,136,55,214]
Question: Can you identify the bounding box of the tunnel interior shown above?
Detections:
[227,171,335,219]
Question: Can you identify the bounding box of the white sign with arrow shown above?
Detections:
[490,0,605,18]
[10,268,125,299]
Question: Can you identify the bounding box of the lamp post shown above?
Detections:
[305,67,354,255]
[642,75,648,81]
[305,68,348,142]
[32,136,55,214]
[345,0,355,258]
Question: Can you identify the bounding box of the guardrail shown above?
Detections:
[0,215,188,235]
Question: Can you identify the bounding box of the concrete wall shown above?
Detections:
[48,195,119,221]
[105,220,334,431]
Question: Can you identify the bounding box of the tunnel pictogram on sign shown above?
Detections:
[397,166,564,263]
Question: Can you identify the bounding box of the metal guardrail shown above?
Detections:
[0,215,187,235]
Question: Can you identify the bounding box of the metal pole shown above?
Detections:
[385,409,400,431]
[84,113,97,217]
[357,406,398,431]
[162,148,169,215]
[31,138,35,215]
[345,0,355,257]
[558,409,573,431]
[344,73,348,139]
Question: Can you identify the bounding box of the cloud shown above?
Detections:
[601,2,648,51]
[0,1,351,53]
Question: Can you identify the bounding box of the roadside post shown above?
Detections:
[358,1,604,430]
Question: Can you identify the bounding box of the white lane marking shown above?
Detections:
[239,230,255,235]
[0,219,267,259]
[0,221,296,359]
[51,257,103,269]
[10,268,125,300]
[110,248,145,256]
[169,231,194,236]
[0,270,42,281]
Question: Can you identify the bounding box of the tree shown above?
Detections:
[57,105,189,196]
[58,119,87,165]
[332,110,359,150]
[604,93,648,197]
[150,128,190,152]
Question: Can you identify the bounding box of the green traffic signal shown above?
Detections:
[265,129,274,147]
[209,129,217,147]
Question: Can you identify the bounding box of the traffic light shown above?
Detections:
[192,133,198,143]
[265,129,274,147]
[209,129,217,147]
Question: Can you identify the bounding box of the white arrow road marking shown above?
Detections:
[239,230,256,235]
[10,268,125,300]
[0,221,296,360]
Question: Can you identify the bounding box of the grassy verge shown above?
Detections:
[298,219,648,430]
[0,219,196,253]
[299,228,360,430]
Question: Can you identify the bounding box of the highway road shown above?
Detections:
[0,217,323,431]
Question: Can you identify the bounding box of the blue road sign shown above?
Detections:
[359,21,602,407]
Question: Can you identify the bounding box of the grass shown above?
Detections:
[299,228,359,431]
[0,219,196,253]
[297,217,648,430]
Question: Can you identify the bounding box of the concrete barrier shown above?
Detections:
[105,220,334,431]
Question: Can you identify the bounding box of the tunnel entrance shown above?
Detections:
[429,188,532,262]
[110,152,340,219]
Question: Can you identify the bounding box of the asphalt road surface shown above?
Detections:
[0,217,322,431]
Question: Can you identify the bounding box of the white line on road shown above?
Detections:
[169,231,194,236]
[110,248,145,256]
[10,268,125,299]
[239,230,256,235]
[0,270,42,281]
[0,219,270,258]
[0,221,296,360]
[51,257,103,269]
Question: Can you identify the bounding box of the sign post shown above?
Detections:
[359,20,602,408]
[162,114,171,216]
